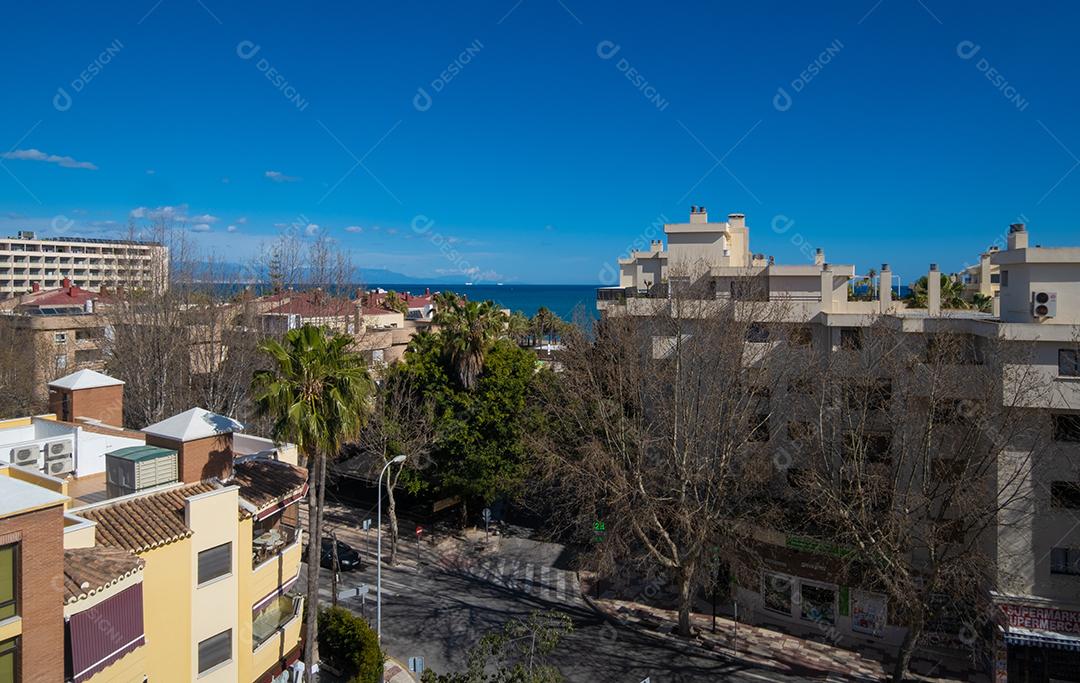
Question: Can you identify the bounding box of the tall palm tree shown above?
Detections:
[433,297,502,389]
[906,274,970,310]
[506,311,530,346]
[252,325,372,681]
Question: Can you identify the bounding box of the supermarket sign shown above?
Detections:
[1001,604,1080,635]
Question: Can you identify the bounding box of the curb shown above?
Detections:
[384,654,417,683]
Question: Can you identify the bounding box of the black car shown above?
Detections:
[305,537,362,571]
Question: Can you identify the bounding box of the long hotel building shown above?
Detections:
[0,231,168,299]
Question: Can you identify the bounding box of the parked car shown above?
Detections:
[304,537,362,570]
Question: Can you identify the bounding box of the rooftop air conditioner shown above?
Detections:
[1032,291,1057,319]
[45,440,73,458]
[47,453,74,476]
[10,445,42,468]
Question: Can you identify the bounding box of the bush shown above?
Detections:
[317,606,384,683]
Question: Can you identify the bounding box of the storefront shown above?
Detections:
[739,537,900,645]
[995,602,1080,682]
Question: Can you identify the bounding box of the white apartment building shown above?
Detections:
[0,231,169,298]
[600,210,1080,681]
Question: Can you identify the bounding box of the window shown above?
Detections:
[1051,548,1080,575]
[0,545,15,621]
[74,328,103,341]
[197,543,231,585]
[53,332,67,344]
[844,431,892,463]
[55,354,67,371]
[800,582,837,625]
[990,273,1001,284]
[1051,482,1080,509]
[745,324,770,343]
[762,572,792,615]
[0,638,16,682]
[74,349,101,365]
[198,629,231,674]
[1053,414,1080,442]
[1060,350,1080,378]
[1000,270,1008,287]
[839,328,862,351]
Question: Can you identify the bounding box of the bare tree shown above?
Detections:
[790,324,1050,681]
[349,372,434,565]
[536,280,799,636]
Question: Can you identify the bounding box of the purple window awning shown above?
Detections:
[67,583,146,683]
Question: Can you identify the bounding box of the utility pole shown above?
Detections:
[331,531,340,607]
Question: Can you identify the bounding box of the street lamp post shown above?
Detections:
[377,454,407,641]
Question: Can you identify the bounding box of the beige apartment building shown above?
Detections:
[0,231,168,299]
[600,209,1080,681]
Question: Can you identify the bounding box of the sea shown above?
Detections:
[368,283,601,322]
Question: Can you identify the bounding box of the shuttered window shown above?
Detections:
[198,629,231,674]
[197,543,231,585]
[0,545,16,621]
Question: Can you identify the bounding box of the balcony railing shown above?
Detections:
[252,523,300,568]
[596,284,669,302]
[252,595,303,650]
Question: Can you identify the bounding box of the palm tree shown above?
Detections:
[433,297,502,389]
[972,292,993,313]
[906,274,969,310]
[506,311,530,346]
[251,325,372,681]
[867,267,878,300]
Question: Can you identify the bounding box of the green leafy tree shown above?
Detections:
[318,606,384,683]
[397,333,542,522]
[251,325,373,681]
[506,311,531,346]
[421,610,572,683]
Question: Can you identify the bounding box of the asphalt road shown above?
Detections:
[305,533,820,683]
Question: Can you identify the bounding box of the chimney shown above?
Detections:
[425,287,431,295]
[1007,223,1028,250]
[31,282,40,293]
[728,213,745,230]
[928,264,941,316]
[690,206,708,224]
[820,263,834,313]
[879,263,892,313]
[814,248,825,266]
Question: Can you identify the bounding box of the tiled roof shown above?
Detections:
[230,459,307,515]
[267,292,355,318]
[63,546,144,604]
[15,284,102,309]
[78,481,221,552]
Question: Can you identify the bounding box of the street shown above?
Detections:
[305,514,822,683]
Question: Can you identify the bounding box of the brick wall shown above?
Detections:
[48,384,124,426]
[145,433,233,483]
[0,504,65,682]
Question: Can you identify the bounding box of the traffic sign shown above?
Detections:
[362,518,371,531]
[337,584,369,601]
[415,524,424,537]
[482,507,492,523]
[408,656,425,673]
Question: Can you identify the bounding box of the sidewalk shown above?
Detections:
[384,655,417,683]
[578,572,984,683]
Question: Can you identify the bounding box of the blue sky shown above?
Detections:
[1,1,1078,284]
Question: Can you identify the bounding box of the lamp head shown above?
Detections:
[391,454,407,464]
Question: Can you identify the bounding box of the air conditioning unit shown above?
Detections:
[47,453,74,476]
[1032,291,1057,319]
[45,440,73,458]
[10,445,42,468]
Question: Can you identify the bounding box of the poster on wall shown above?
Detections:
[851,590,887,637]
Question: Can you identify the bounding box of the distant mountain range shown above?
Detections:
[182,261,484,285]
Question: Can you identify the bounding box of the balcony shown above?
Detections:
[252,595,302,649]
[252,523,300,568]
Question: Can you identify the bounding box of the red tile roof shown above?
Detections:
[266,292,355,318]
[15,284,105,310]
[63,547,144,604]
[229,459,308,517]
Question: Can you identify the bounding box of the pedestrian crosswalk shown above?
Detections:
[449,558,582,604]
